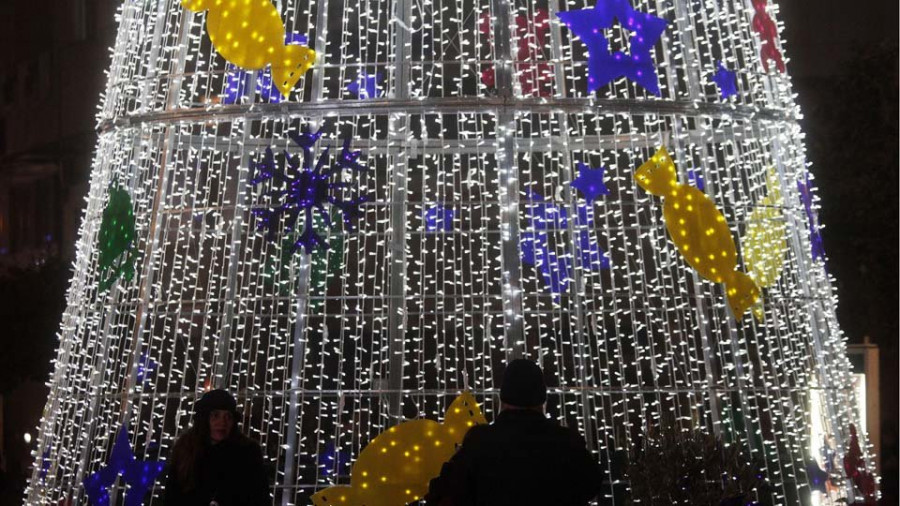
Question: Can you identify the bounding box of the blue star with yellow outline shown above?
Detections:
[557,0,667,95]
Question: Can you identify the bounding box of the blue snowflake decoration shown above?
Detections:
[424,204,454,232]
[347,72,384,99]
[797,173,825,261]
[251,127,368,254]
[557,0,668,95]
[82,426,164,506]
[711,60,738,99]
[521,191,610,300]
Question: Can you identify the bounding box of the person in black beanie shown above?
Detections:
[425,359,601,506]
[165,389,270,505]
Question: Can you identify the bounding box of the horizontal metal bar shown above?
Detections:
[90,384,858,405]
[100,96,793,133]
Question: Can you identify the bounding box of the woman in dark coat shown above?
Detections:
[165,389,270,506]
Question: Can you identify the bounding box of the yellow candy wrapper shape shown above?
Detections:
[742,167,787,320]
[182,0,316,98]
[634,147,760,320]
[311,392,487,506]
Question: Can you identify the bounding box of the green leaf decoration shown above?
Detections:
[262,211,344,312]
[97,182,137,291]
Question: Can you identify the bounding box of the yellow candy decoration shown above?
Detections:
[742,167,787,320]
[182,0,316,98]
[634,147,760,320]
[312,392,487,506]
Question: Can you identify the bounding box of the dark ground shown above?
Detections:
[0,0,896,504]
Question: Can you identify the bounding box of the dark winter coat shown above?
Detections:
[164,436,270,506]
[424,409,602,506]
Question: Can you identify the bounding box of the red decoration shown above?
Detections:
[750,0,785,73]
[843,424,878,504]
[480,9,554,97]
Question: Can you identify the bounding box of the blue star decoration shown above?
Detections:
[687,168,705,191]
[711,60,738,99]
[221,66,288,104]
[570,163,611,203]
[251,127,368,253]
[557,0,667,95]
[39,448,51,481]
[424,204,454,232]
[347,72,383,99]
[318,442,353,478]
[221,32,310,104]
[521,191,610,300]
[82,426,164,506]
[806,459,829,494]
[797,173,825,262]
[135,352,157,386]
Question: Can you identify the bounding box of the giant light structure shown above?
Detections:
[26,0,873,504]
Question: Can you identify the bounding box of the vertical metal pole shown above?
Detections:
[282,0,330,500]
[489,0,524,361]
[121,3,194,416]
[671,0,731,435]
[668,120,722,436]
[384,0,413,419]
[547,0,594,448]
[281,254,312,506]
[212,129,253,388]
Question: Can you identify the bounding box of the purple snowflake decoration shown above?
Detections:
[251,127,368,254]
[797,173,825,261]
[521,191,610,300]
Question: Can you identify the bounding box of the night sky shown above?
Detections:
[780,1,898,78]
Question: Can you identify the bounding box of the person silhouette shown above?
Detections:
[425,359,601,506]
[165,390,270,506]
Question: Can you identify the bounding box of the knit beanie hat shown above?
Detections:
[194,389,238,417]
[500,359,547,407]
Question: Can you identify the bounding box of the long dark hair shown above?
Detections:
[171,411,248,490]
